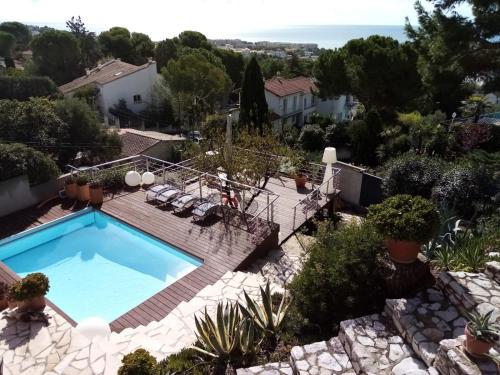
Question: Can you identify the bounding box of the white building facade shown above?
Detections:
[59,59,158,124]
[264,76,353,129]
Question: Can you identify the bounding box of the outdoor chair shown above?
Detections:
[171,193,199,213]
[192,201,221,222]
[145,183,174,202]
[155,187,182,205]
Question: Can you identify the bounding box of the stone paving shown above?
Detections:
[236,362,293,375]
[437,271,500,321]
[338,313,435,374]
[485,261,500,284]
[385,288,467,367]
[434,336,498,375]
[290,337,355,374]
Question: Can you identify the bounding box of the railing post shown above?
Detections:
[293,206,296,230]
[146,157,149,172]
[271,200,274,223]
[267,194,270,222]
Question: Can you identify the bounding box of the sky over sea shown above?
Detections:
[3,0,472,42]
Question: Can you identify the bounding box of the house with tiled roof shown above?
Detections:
[264,76,354,128]
[59,59,158,124]
[117,128,186,160]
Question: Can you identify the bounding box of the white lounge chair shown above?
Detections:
[145,184,173,201]
[171,194,199,213]
[155,188,182,205]
[192,201,221,222]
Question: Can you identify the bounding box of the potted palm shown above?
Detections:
[64,175,77,199]
[9,273,50,312]
[76,174,90,202]
[288,153,308,189]
[465,311,499,357]
[367,194,440,263]
[89,178,104,205]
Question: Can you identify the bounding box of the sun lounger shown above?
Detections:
[192,201,221,222]
[155,188,182,204]
[171,194,199,213]
[145,184,173,201]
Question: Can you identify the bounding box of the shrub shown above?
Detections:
[118,349,157,375]
[0,143,60,186]
[0,76,59,100]
[367,195,440,243]
[298,124,325,152]
[432,165,495,218]
[324,122,349,148]
[9,273,49,301]
[156,348,207,375]
[101,169,126,190]
[289,221,385,334]
[382,153,446,198]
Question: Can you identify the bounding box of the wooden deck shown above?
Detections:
[0,176,330,332]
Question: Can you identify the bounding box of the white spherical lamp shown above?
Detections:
[125,171,141,187]
[141,171,155,185]
[76,317,111,340]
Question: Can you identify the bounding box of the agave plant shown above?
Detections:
[191,302,260,370]
[239,282,291,344]
[466,310,500,343]
[422,210,463,259]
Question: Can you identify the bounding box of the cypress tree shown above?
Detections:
[239,56,268,133]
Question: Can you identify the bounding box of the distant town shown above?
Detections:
[210,39,320,59]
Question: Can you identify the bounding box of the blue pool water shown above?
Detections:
[0,210,202,323]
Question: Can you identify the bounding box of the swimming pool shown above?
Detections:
[0,209,202,323]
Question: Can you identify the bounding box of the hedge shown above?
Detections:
[0,76,59,101]
[0,143,60,185]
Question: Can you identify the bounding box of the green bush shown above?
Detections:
[382,153,446,198]
[156,348,207,375]
[0,76,59,100]
[101,169,126,190]
[298,124,325,152]
[118,349,157,375]
[289,222,385,334]
[432,165,496,218]
[9,273,49,301]
[367,195,440,243]
[0,143,60,185]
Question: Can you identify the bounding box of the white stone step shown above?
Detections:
[338,314,436,375]
[385,288,467,367]
[485,261,500,284]
[236,362,293,375]
[290,337,355,374]
[436,272,500,321]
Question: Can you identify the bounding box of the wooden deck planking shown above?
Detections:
[0,176,329,331]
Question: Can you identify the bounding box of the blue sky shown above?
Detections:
[3,0,472,40]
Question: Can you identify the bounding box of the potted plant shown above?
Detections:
[0,281,9,311]
[64,175,77,199]
[76,174,90,202]
[288,153,308,189]
[367,194,440,263]
[9,273,50,312]
[465,310,499,357]
[89,178,104,205]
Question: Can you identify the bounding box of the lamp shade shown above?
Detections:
[322,147,337,164]
[141,171,155,185]
[125,171,141,187]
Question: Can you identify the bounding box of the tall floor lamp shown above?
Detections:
[322,147,337,194]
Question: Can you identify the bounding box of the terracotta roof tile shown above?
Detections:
[265,76,317,97]
[59,59,152,94]
[119,132,160,158]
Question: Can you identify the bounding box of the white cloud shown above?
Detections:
[2,0,472,40]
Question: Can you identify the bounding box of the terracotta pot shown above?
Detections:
[464,324,495,357]
[294,174,308,189]
[18,296,46,312]
[77,184,90,202]
[384,238,421,264]
[89,186,104,205]
[65,182,78,199]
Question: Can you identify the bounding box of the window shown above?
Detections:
[293,96,297,111]
[304,97,307,108]
[312,95,317,105]
[283,98,288,114]
[133,94,142,104]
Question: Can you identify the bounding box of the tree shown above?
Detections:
[314,36,423,113]
[154,39,178,72]
[0,22,31,51]
[0,76,58,100]
[98,27,134,63]
[239,57,268,133]
[214,48,245,87]
[66,16,101,68]
[178,31,211,50]
[348,109,384,166]
[0,31,15,58]
[162,52,230,128]
[258,57,285,79]
[130,32,154,64]
[30,30,83,85]
[284,53,310,78]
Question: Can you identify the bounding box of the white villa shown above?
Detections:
[264,76,354,129]
[59,59,158,125]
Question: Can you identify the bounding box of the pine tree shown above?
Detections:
[239,56,268,133]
